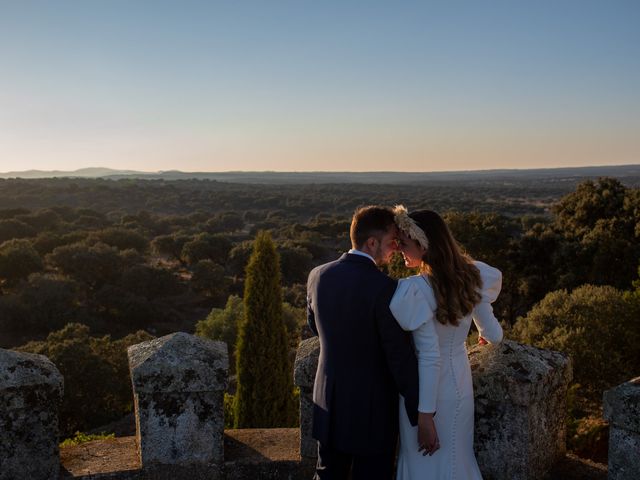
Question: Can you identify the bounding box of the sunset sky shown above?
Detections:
[1,1,639,173]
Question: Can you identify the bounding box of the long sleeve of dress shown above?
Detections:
[390,277,441,413]
[472,261,504,344]
[413,318,441,413]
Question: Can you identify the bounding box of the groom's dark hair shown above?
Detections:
[350,206,396,249]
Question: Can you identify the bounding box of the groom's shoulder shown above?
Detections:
[308,257,341,279]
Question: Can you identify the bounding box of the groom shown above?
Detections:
[306,206,419,480]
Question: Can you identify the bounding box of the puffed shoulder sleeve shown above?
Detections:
[475,261,502,303]
[472,261,503,344]
[390,277,436,331]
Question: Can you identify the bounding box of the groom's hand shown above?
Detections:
[417,412,440,456]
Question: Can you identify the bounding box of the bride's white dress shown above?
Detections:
[390,261,503,480]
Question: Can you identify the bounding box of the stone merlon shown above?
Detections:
[0,348,63,395]
[468,339,572,405]
[128,331,229,393]
[1,348,64,480]
[604,376,640,433]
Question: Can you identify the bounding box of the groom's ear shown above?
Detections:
[364,236,378,252]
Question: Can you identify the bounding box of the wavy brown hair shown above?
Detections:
[410,210,482,326]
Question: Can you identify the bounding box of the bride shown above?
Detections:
[389,206,503,480]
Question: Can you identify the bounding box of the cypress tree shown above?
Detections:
[234,231,296,427]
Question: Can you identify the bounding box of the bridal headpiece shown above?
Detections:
[393,205,429,250]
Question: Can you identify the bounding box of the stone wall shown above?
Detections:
[293,337,573,480]
[5,332,638,479]
[603,376,640,480]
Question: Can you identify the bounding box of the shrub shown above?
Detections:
[512,284,640,406]
[0,239,43,285]
[89,228,149,253]
[47,242,124,290]
[196,295,243,369]
[17,323,153,436]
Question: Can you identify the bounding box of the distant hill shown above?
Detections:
[2,164,640,184]
[0,167,143,179]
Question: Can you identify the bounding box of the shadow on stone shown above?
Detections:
[546,453,607,480]
[60,429,316,479]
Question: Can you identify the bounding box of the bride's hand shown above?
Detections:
[417,412,439,456]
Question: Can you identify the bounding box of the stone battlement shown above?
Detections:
[0,332,631,480]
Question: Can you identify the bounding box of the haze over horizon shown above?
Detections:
[2,163,640,176]
[1,1,639,173]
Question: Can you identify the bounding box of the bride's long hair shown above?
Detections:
[410,210,482,326]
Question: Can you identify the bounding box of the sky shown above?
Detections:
[0,1,639,173]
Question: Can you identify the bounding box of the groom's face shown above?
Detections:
[372,225,398,265]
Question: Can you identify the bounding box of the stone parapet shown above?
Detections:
[603,376,640,480]
[127,332,228,471]
[0,347,63,480]
[293,336,320,458]
[293,337,573,480]
[469,339,572,480]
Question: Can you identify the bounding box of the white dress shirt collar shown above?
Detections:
[348,248,376,265]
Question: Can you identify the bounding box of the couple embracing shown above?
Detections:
[306,205,503,480]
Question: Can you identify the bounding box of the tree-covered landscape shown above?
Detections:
[1,171,639,463]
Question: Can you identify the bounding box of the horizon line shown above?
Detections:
[1,162,640,177]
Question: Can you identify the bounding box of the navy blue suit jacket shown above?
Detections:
[307,253,419,455]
